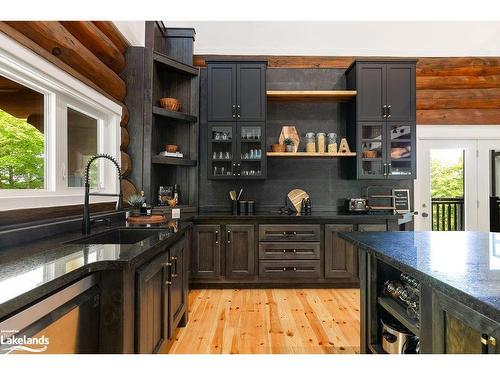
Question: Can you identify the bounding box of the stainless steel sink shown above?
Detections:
[70,228,167,245]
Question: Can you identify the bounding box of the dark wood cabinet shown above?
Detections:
[431,290,500,354]
[168,235,188,337]
[136,252,170,354]
[207,63,236,122]
[191,225,222,280]
[324,224,357,279]
[207,61,267,180]
[347,59,416,180]
[208,62,266,123]
[225,224,256,278]
[236,64,266,122]
[357,63,386,122]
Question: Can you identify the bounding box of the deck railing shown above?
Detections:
[431,197,464,231]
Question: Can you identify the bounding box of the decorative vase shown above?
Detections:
[286,145,294,152]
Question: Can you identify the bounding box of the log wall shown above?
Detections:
[194,55,500,125]
[0,21,138,224]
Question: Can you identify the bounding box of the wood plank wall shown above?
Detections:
[194,55,500,125]
[0,21,138,224]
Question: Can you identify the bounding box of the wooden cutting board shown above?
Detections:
[287,189,309,212]
[278,126,300,152]
[127,214,166,224]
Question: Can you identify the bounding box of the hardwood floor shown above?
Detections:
[168,288,360,354]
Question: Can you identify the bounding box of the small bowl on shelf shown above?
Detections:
[165,144,179,153]
[271,144,286,152]
[362,150,378,158]
[159,98,181,112]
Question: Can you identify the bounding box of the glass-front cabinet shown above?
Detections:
[208,122,265,179]
[357,122,415,179]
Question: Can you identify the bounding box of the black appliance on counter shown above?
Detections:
[346,198,369,213]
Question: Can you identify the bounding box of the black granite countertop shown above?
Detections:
[195,211,414,224]
[0,220,191,320]
[340,231,500,323]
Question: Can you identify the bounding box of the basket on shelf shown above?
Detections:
[159,97,181,112]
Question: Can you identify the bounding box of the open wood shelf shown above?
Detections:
[267,152,356,157]
[377,296,420,336]
[153,51,198,76]
[267,90,357,101]
[153,106,198,122]
[152,155,197,167]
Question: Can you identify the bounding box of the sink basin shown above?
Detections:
[71,229,167,245]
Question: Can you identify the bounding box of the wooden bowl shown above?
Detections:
[167,198,177,207]
[271,144,286,152]
[159,98,180,112]
[362,150,378,158]
[165,144,179,153]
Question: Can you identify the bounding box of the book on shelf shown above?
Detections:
[158,151,184,158]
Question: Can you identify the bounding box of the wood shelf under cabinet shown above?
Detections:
[266,90,357,101]
[153,106,198,122]
[267,152,356,157]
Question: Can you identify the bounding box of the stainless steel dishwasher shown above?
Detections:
[0,275,100,354]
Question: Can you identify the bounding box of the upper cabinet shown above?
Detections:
[347,59,417,180]
[207,61,267,179]
[357,62,416,122]
[208,62,266,122]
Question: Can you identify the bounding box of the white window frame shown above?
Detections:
[0,32,122,211]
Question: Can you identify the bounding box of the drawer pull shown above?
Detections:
[162,262,172,267]
[165,281,172,285]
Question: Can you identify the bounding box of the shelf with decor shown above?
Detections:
[267,90,357,101]
[152,106,198,122]
[267,152,356,157]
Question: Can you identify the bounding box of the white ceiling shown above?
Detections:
[163,21,500,56]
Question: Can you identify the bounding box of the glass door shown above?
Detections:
[387,122,415,178]
[477,140,500,232]
[208,123,235,179]
[237,123,265,178]
[415,139,477,231]
[358,122,385,178]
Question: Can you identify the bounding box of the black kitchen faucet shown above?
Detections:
[82,154,123,235]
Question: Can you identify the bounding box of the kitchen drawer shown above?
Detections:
[258,224,320,242]
[358,223,387,232]
[259,242,320,260]
[259,260,321,279]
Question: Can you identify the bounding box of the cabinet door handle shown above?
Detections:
[215,230,219,244]
[232,104,236,118]
[382,105,387,118]
[227,230,231,244]
[387,105,392,118]
[387,163,392,175]
[383,163,387,176]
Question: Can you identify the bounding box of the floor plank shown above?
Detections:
[168,289,360,354]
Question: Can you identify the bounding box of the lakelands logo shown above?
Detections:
[1,330,49,354]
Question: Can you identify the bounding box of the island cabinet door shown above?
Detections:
[136,251,170,354]
[225,224,256,278]
[191,225,222,280]
[431,290,500,354]
[168,235,188,338]
[324,224,358,279]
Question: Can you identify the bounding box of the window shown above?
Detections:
[67,108,98,188]
[0,76,45,189]
[0,32,122,211]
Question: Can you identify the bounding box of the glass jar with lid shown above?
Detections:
[327,133,338,154]
[305,132,316,153]
[316,133,326,153]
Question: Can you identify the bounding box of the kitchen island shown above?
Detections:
[340,231,500,354]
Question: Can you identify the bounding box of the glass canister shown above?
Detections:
[316,133,326,153]
[327,133,338,154]
[305,132,316,153]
